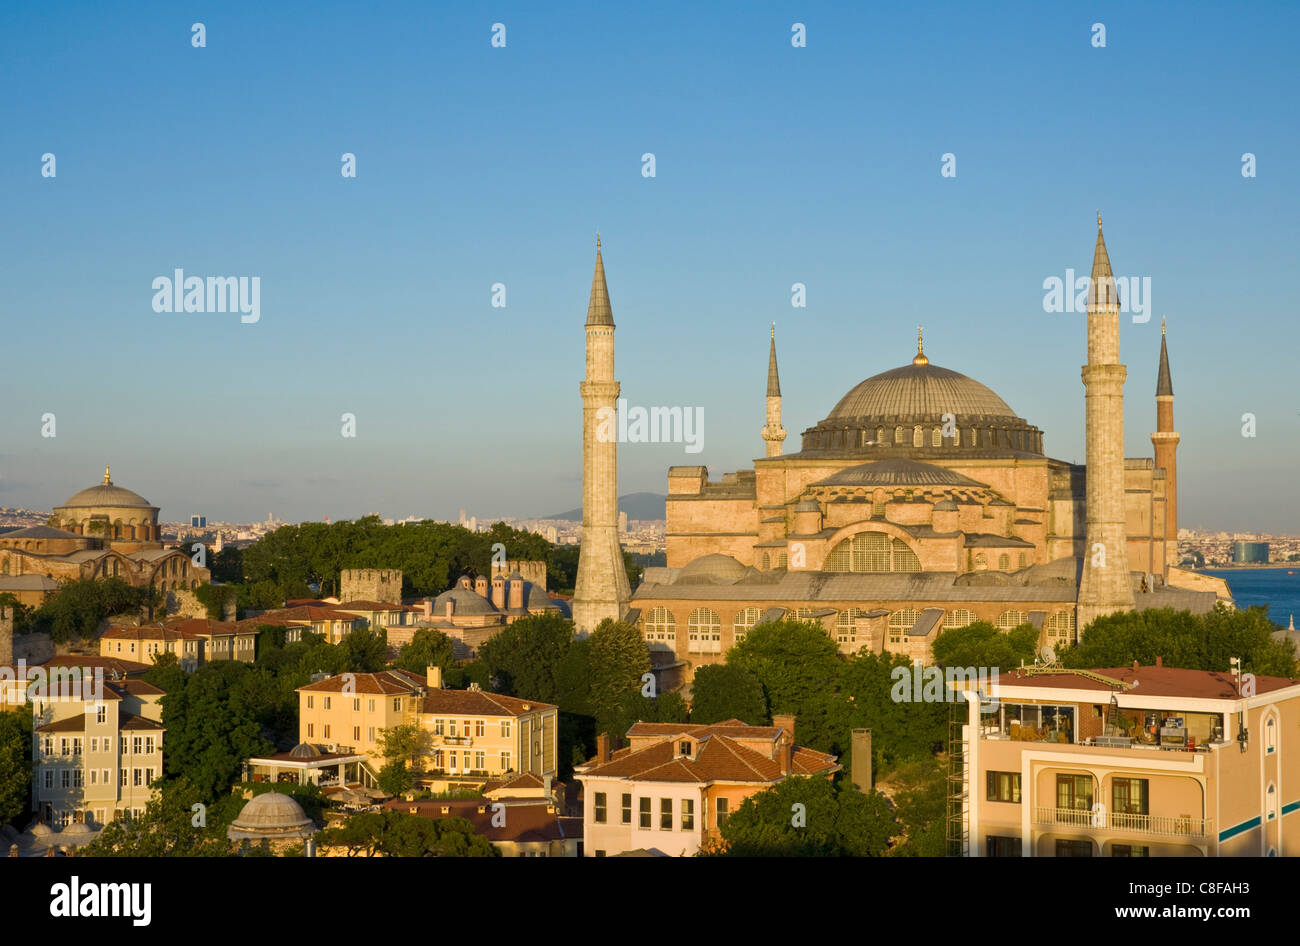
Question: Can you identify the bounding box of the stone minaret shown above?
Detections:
[761,324,787,457]
[1076,213,1135,631]
[1151,319,1180,568]
[573,236,631,633]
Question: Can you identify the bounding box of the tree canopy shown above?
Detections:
[708,776,897,857]
[932,621,1039,671]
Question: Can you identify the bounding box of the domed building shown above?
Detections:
[0,466,209,607]
[227,791,316,853]
[632,222,1230,679]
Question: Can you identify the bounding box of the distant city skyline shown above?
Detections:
[2,2,1297,531]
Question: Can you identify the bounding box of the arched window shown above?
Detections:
[824,532,921,573]
[1267,783,1277,821]
[888,609,920,645]
[950,427,959,446]
[761,553,770,570]
[732,607,762,644]
[973,553,987,571]
[894,425,905,444]
[778,551,788,569]
[1018,553,1028,568]
[687,608,722,654]
[111,559,119,577]
[912,425,924,447]
[644,607,676,643]
[876,427,885,444]
[836,608,871,646]
[997,610,1028,630]
[1045,610,1076,645]
[968,428,978,447]
[1266,716,1276,754]
[998,553,1010,571]
[943,609,975,629]
[930,427,942,447]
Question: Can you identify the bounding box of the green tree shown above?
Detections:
[317,809,497,857]
[24,577,157,643]
[160,664,274,798]
[586,618,651,729]
[709,776,897,857]
[85,777,232,856]
[339,625,388,672]
[395,628,457,675]
[728,619,843,722]
[377,759,415,796]
[604,690,690,744]
[838,650,947,774]
[884,757,948,857]
[690,664,768,725]
[377,722,432,771]
[478,612,573,702]
[0,705,33,825]
[1065,604,1296,676]
[932,621,1039,671]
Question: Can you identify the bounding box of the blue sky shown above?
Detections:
[1,0,1296,531]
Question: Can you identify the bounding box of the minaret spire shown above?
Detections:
[1077,213,1136,632]
[762,325,787,457]
[574,237,631,632]
[1152,320,1180,569]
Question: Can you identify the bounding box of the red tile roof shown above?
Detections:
[421,689,556,717]
[297,669,425,696]
[995,664,1300,699]
[579,729,838,784]
[384,798,575,843]
[119,713,165,731]
[264,606,362,624]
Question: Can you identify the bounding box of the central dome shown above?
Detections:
[827,362,1017,421]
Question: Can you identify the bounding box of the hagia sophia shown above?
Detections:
[573,220,1232,679]
[0,466,208,607]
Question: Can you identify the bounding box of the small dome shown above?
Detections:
[28,824,53,837]
[433,586,499,615]
[677,554,747,585]
[288,742,322,759]
[794,498,821,512]
[61,822,93,836]
[229,792,314,833]
[933,499,958,511]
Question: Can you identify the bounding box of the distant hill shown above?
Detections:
[546,492,666,522]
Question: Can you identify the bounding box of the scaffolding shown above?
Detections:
[946,696,969,857]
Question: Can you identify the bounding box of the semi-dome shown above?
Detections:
[811,459,986,488]
[676,554,748,584]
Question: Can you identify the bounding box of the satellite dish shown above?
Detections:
[1039,645,1057,665]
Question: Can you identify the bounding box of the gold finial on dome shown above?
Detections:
[1097,210,1102,229]
[104,464,111,485]
[1162,315,1166,336]
[596,232,601,250]
[912,325,929,366]
[771,321,775,340]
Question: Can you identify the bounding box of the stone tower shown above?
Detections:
[573,236,631,633]
[1077,214,1136,631]
[761,324,787,457]
[1151,319,1180,567]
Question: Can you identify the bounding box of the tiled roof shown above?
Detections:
[297,670,424,696]
[634,569,1079,603]
[422,689,555,717]
[334,600,404,612]
[161,618,250,638]
[39,655,151,676]
[35,716,87,733]
[263,606,361,623]
[119,713,165,731]
[102,624,198,641]
[996,664,1300,699]
[581,726,837,784]
[385,798,574,843]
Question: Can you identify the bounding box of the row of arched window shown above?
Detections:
[643,606,1075,649]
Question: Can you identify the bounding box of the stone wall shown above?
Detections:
[340,568,403,604]
[169,587,237,621]
[490,559,547,591]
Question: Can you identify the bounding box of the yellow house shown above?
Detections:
[295,667,558,790]
[951,661,1300,856]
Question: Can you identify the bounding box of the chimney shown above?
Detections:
[491,576,506,610]
[1133,660,1140,672]
[544,774,553,801]
[772,713,795,742]
[596,732,610,764]
[850,729,873,792]
[1155,656,1163,668]
[475,576,488,598]
[508,577,524,611]
[426,665,442,689]
[779,741,793,775]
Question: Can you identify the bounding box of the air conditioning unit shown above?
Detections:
[326,743,339,753]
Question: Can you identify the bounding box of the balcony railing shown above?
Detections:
[1033,806,1212,840]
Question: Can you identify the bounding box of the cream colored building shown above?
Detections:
[20,657,166,827]
[296,667,558,791]
[952,662,1300,856]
